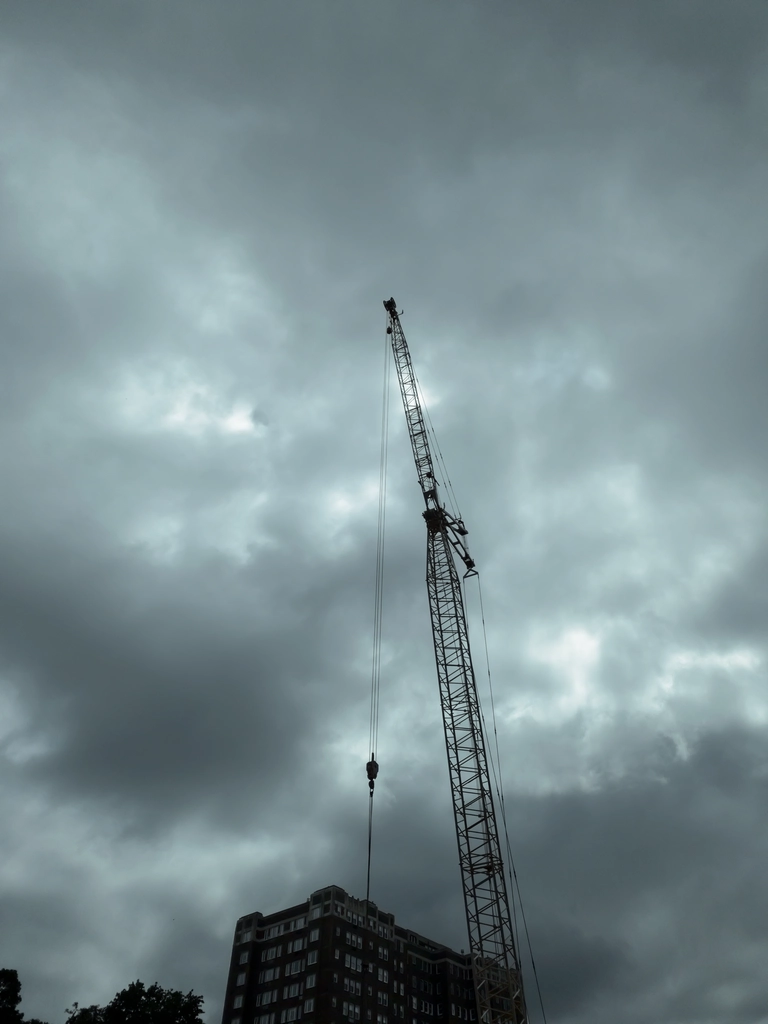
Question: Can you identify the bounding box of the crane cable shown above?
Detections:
[465,575,549,1024]
[366,317,391,902]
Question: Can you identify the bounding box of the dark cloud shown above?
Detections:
[1,2,767,1022]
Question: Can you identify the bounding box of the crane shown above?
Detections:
[383,297,528,1024]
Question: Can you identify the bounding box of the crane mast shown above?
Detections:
[383,298,528,1024]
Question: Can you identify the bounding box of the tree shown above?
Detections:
[0,970,23,1024]
[66,982,204,1024]
[0,971,47,1024]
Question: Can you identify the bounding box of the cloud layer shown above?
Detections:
[1,3,767,1023]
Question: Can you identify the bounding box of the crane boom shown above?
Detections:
[384,298,528,1024]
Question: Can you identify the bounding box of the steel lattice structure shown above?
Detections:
[384,298,528,1024]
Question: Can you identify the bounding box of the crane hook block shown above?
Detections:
[366,755,379,794]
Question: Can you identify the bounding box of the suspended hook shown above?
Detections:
[366,753,379,795]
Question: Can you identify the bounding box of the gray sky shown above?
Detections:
[1,2,767,1022]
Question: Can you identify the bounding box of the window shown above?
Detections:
[342,1001,361,1021]
[239,952,249,965]
[307,951,318,966]
[286,959,305,976]
[279,1010,299,1023]
[240,931,252,943]
[344,978,362,997]
[287,938,306,954]
[309,929,320,943]
[266,925,282,938]
[259,967,280,983]
[377,992,388,1006]
[344,954,362,972]
[378,969,388,983]
[378,946,389,961]
[265,945,282,960]
[376,1015,387,1024]
[255,991,277,1007]
[256,1016,275,1024]
[305,974,316,989]
[233,996,243,1009]
[236,972,246,986]
[304,999,314,1014]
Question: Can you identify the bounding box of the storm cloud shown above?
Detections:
[1,3,767,1023]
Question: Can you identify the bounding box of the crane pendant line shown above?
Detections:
[383,298,528,1024]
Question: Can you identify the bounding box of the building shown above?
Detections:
[221,884,478,1024]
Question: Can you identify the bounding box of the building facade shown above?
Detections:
[221,885,477,1024]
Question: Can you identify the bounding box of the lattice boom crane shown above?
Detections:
[383,298,528,1024]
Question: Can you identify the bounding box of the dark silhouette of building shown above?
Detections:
[221,884,477,1024]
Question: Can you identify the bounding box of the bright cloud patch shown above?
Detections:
[528,627,602,718]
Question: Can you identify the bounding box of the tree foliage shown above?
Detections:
[66,982,204,1024]
[2,972,201,1024]
[0,970,23,1024]
[0,970,47,1024]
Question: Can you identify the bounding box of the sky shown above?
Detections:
[1,2,767,1022]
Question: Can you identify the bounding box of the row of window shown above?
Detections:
[263,949,319,968]
[244,1001,475,1024]
[253,1002,314,1024]
[410,1000,434,1015]
[329,996,448,1020]
[237,933,321,976]
[342,931,391,960]
[447,966,472,980]
[239,920,319,946]
[338,1003,389,1024]
[234,975,317,1011]
[336,907,393,939]
[264,917,307,939]
[450,1006,475,1020]
[447,986,471,1000]
[253,965,317,986]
